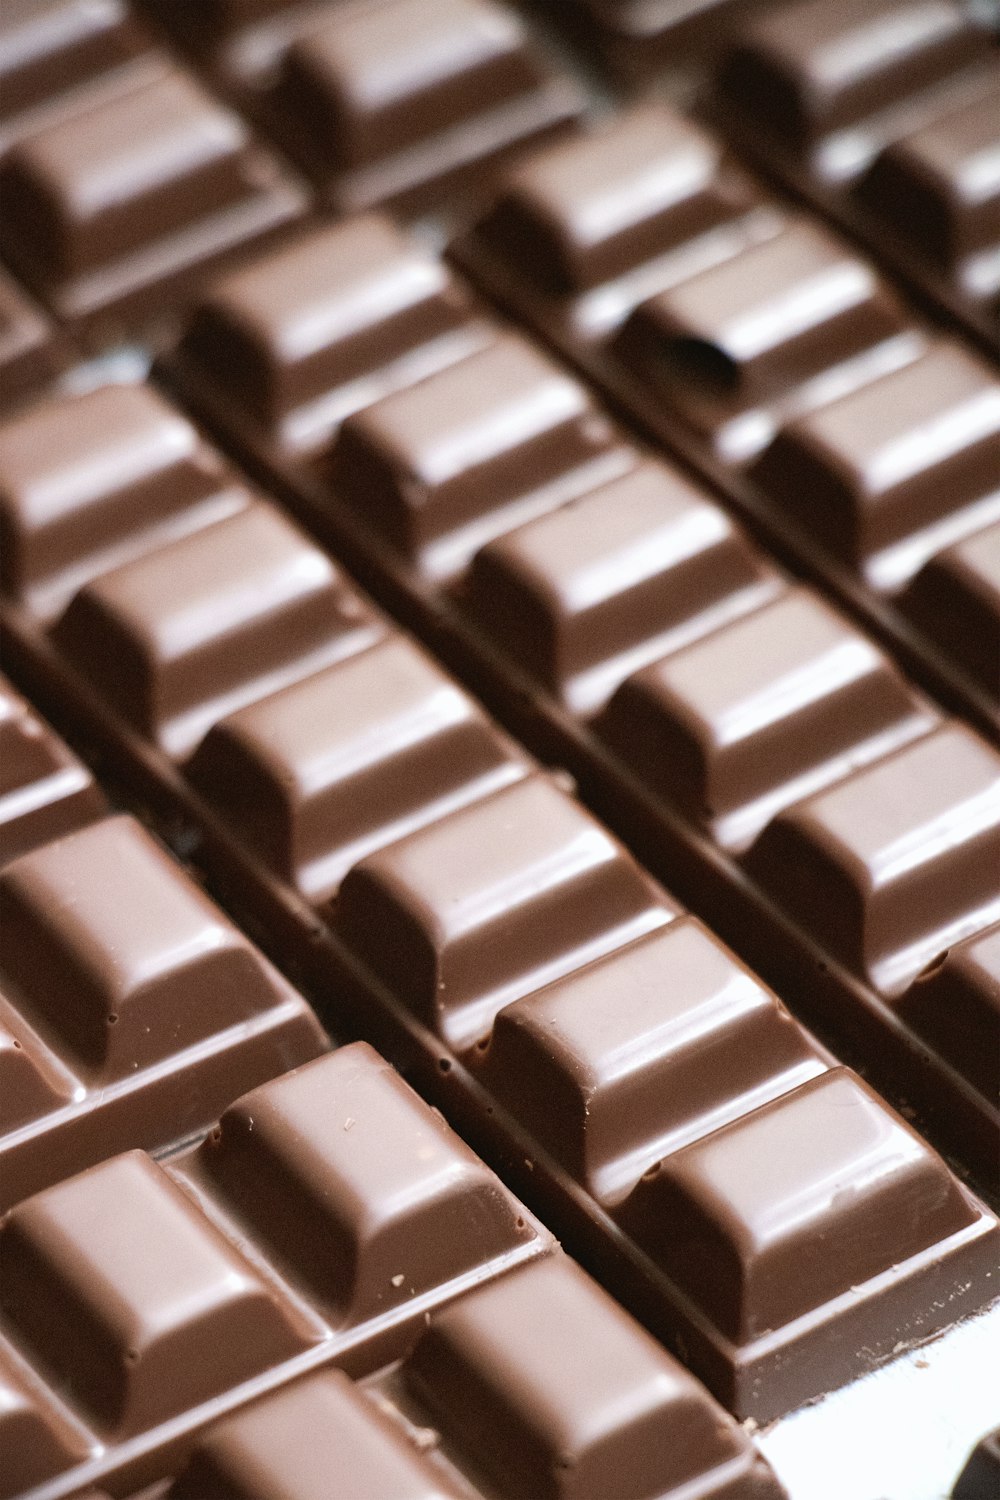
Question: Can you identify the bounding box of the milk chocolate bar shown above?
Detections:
[6,425,995,1424]
[710,0,999,349]
[0,811,328,1209]
[0,59,307,339]
[448,106,1000,732]
[0,674,106,866]
[0,1044,553,1499]
[158,220,997,1187]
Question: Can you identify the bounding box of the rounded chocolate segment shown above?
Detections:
[475,918,827,1204]
[52,501,384,759]
[0,679,107,864]
[278,0,548,169]
[618,1067,978,1343]
[329,333,630,582]
[476,101,757,294]
[0,267,61,407]
[751,340,1000,590]
[0,814,305,1081]
[0,1345,92,1498]
[199,1044,535,1324]
[467,458,784,716]
[895,925,1000,1103]
[188,636,529,902]
[405,1256,778,1500]
[0,0,148,129]
[597,588,936,851]
[0,1151,315,1437]
[0,60,304,326]
[1,65,253,279]
[337,774,676,1050]
[167,1370,468,1500]
[716,0,986,166]
[617,218,912,463]
[176,216,490,449]
[745,724,1000,994]
[0,383,245,619]
[898,520,1000,694]
[856,84,1000,279]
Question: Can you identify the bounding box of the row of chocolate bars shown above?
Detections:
[0,1,998,1499]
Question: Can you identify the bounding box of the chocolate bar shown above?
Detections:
[899,521,1000,695]
[0,810,327,1209]
[0,1043,553,1499]
[448,104,1000,733]
[5,415,995,1422]
[710,0,998,350]
[0,59,306,339]
[158,220,998,1190]
[0,674,106,866]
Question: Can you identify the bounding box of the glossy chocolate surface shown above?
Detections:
[711,0,998,345]
[0,675,107,865]
[338,773,675,1050]
[899,521,1000,694]
[188,635,531,902]
[0,382,249,620]
[467,458,784,715]
[0,813,327,1208]
[259,0,583,212]
[0,0,151,151]
[0,1044,551,1496]
[0,61,305,332]
[596,587,939,850]
[52,500,385,759]
[174,214,493,458]
[329,332,631,581]
[747,724,1000,995]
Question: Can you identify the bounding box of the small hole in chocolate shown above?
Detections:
[915,949,950,983]
[438,1057,452,1073]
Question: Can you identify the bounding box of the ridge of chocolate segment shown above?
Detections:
[51,501,385,759]
[0,676,107,864]
[898,521,1000,694]
[259,0,584,212]
[618,1067,980,1342]
[166,1369,469,1499]
[746,723,1000,995]
[174,215,493,457]
[466,458,785,716]
[0,813,327,1208]
[1,1151,317,1437]
[337,774,676,1050]
[188,635,531,902]
[0,383,249,620]
[0,61,305,333]
[595,587,939,851]
[192,1043,536,1325]
[404,1255,785,1499]
[751,339,1000,592]
[328,332,632,582]
[474,917,828,1204]
[615,217,916,464]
